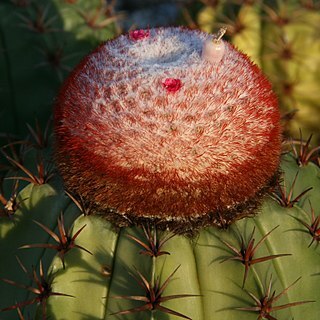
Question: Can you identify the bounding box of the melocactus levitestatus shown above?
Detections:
[54,27,281,231]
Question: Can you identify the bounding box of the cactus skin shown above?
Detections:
[192,0,320,143]
[1,27,320,320]
[47,198,320,320]
[1,153,320,319]
[0,0,118,138]
[0,181,80,318]
[0,120,81,319]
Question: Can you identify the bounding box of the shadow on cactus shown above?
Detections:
[1,257,74,317]
[1,26,320,320]
[235,276,314,320]
[0,0,120,138]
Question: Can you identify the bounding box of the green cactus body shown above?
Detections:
[1,154,320,319]
[44,155,320,320]
[0,0,118,137]
[0,180,80,318]
[280,152,320,213]
[1,26,320,320]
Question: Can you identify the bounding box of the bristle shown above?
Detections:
[54,27,281,227]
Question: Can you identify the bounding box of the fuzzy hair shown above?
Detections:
[54,27,281,227]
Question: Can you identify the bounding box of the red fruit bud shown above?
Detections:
[54,27,281,231]
[129,29,150,41]
[162,78,182,92]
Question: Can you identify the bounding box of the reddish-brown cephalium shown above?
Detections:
[54,27,281,228]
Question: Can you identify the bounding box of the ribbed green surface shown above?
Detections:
[0,180,79,320]
[45,155,320,319]
[1,154,320,319]
[47,215,118,319]
[0,0,116,137]
[280,153,320,213]
[46,201,320,319]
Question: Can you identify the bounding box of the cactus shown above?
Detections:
[0,0,120,138]
[1,27,320,320]
[185,0,320,143]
